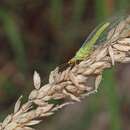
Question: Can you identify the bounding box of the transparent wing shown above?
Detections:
[96,16,128,44]
[81,23,103,48]
[81,16,126,49]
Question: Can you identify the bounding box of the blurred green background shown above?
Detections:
[0,0,130,130]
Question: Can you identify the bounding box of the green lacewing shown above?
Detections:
[68,15,129,64]
[68,22,110,64]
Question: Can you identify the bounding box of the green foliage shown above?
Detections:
[72,0,86,25]
[115,0,129,14]
[102,69,122,130]
[95,0,109,22]
[94,1,123,129]
[0,9,27,73]
[50,0,63,26]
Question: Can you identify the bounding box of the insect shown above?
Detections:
[68,22,110,64]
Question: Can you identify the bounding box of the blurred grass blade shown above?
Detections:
[102,69,122,130]
[0,9,27,73]
[50,0,63,27]
[94,5,122,130]
[95,0,109,22]
[78,96,100,130]
[72,0,86,25]
[115,0,129,14]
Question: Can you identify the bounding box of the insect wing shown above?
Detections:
[81,16,125,48]
[96,16,126,44]
[81,23,103,49]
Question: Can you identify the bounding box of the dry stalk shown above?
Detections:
[1,16,130,130]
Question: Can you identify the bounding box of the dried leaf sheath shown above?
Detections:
[1,16,130,130]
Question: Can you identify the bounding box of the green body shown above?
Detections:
[69,22,110,63]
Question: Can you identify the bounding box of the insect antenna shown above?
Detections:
[58,62,70,71]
